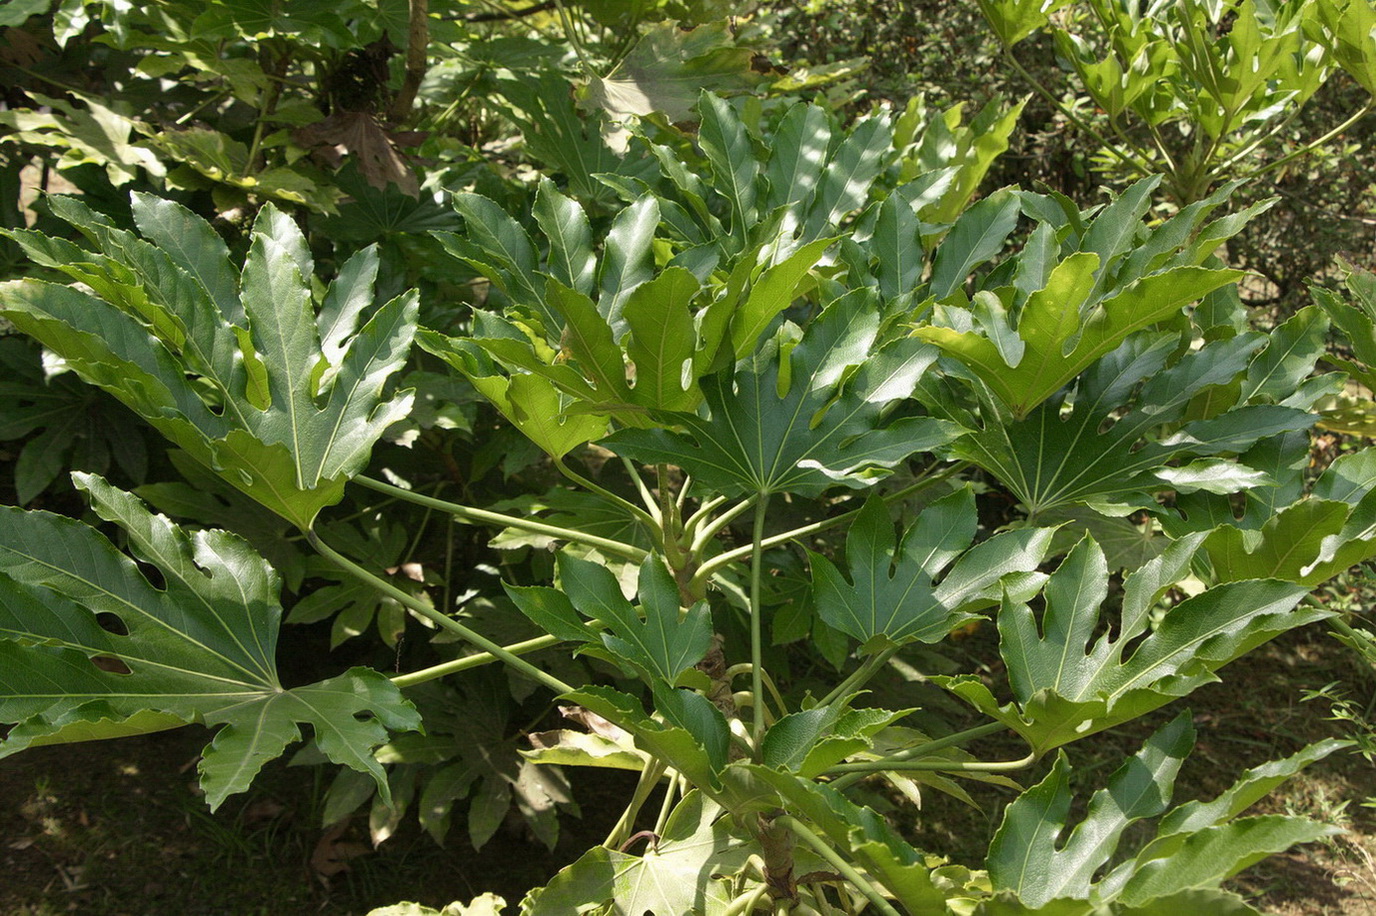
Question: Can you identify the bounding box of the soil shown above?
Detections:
[0,726,636,916]
[2,625,1374,915]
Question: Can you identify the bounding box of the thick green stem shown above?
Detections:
[604,759,667,848]
[723,885,771,916]
[825,750,1037,777]
[1232,101,1375,184]
[691,463,969,588]
[827,721,1009,791]
[623,456,662,523]
[308,530,574,696]
[651,771,679,839]
[690,494,760,556]
[354,475,647,562]
[390,634,562,688]
[683,494,730,539]
[749,496,770,752]
[556,458,661,533]
[816,645,899,709]
[773,817,901,916]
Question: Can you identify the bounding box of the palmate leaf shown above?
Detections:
[810,488,1056,648]
[0,474,420,810]
[1169,430,1376,587]
[0,336,149,505]
[607,291,963,497]
[988,715,1342,910]
[917,257,1239,419]
[936,535,1322,754]
[506,552,712,687]
[915,179,1262,419]
[522,790,751,916]
[957,329,1317,518]
[0,194,416,529]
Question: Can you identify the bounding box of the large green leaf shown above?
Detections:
[0,474,420,810]
[989,716,1342,909]
[521,790,751,916]
[1,194,416,529]
[956,330,1315,517]
[607,291,963,497]
[915,182,1263,418]
[528,552,712,687]
[810,488,1056,647]
[937,536,1321,753]
[990,714,1195,907]
[917,258,1239,418]
[1168,421,1376,587]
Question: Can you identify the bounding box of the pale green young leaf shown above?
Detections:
[416,331,606,458]
[0,474,419,810]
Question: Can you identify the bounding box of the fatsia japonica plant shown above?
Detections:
[0,88,1371,915]
[977,0,1376,205]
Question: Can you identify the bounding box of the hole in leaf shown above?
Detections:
[134,559,166,591]
[95,612,128,636]
[91,656,131,675]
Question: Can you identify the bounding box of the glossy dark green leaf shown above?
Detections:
[2,195,415,528]
[989,714,1194,906]
[0,474,419,810]
[811,489,1055,646]
[938,535,1320,752]
[608,292,962,497]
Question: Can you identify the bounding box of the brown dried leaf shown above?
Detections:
[293,111,419,196]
